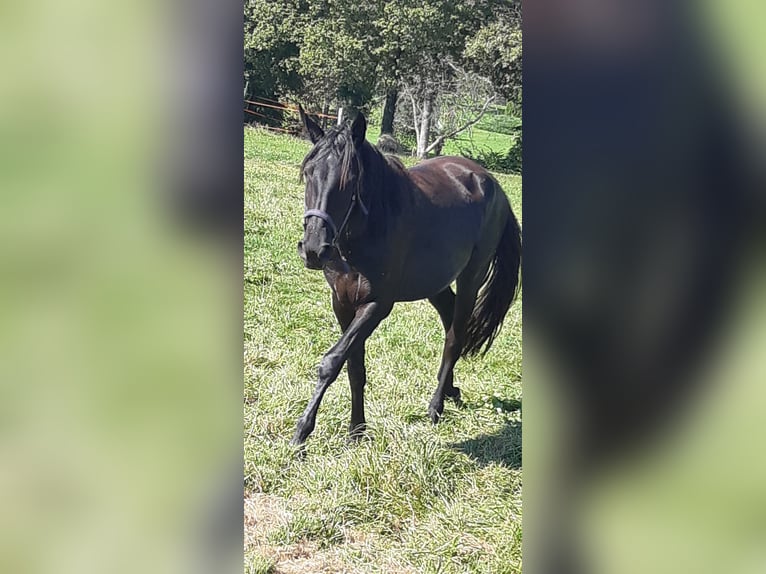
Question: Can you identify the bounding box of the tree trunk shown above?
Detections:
[321,100,330,130]
[380,90,398,135]
[416,93,434,159]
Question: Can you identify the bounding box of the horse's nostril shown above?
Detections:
[305,251,322,269]
[301,243,331,270]
[317,244,332,261]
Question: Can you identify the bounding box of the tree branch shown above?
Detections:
[424,94,496,154]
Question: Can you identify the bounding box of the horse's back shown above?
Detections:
[390,156,509,301]
[407,156,499,208]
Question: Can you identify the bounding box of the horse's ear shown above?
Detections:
[298,104,324,144]
[351,112,367,147]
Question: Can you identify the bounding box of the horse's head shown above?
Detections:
[297,106,368,269]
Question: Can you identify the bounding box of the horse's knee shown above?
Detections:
[318,355,339,381]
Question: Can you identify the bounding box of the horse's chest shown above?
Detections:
[331,272,374,306]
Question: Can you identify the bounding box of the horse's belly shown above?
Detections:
[391,199,486,301]
[394,244,473,301]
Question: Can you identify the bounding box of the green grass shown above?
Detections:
[442,127,516,157]
[365,120,517,158]
[244,126,522,573]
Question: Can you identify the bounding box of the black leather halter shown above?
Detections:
[303,186,368,247]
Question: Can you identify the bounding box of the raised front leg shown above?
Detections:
[291,300,392,446]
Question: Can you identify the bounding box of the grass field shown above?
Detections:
[244,126,522,574]
[365,122,516,158]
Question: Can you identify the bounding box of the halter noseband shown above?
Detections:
[303,209,338,238]
[303,186,369,248]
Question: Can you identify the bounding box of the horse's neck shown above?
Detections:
[339,157,405,252]
[367,155,411,213]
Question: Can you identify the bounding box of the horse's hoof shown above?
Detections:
[347,423,367,444]
[290,426,311,447]
[446,386,462,404]
[346,432,370,446]
[428,404,443,424]
[291,443,307,459]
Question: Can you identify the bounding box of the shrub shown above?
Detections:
[476,113,521,137]
[460,131,521,174]
[393,129,417,156]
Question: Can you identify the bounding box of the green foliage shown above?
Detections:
[243,0,520,110]
[476,111,522,137]
[464,3,522,106]
[459,132,522,175]
[296,2,378,108]
[244,0,376,107]
[244,127,522,573]
[393,129,418,155]
[373,0,488,83]
[244,0,303,98]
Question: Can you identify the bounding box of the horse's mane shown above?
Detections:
[299,125,358,189]
[359,141,407,238]
[382,153,406,173]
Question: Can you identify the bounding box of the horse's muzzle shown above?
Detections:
[297,239,332,270]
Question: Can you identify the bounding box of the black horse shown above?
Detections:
[292,106,521,445]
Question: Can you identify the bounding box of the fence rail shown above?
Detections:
[244,98,338,120]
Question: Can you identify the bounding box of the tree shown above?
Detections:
[379,90,398,135]
[296,1,378,114]
[243,0,519,154]
[371,0,497,157]
[244,0,303,99]
[244,0,378,114]
[401,62,497,158]
[464,1,522,108]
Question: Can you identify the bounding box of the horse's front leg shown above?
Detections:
[346,346,367,440]
[331,294,368,440]
[291,300,392,446]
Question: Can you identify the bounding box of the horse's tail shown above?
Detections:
[462,205,522,358]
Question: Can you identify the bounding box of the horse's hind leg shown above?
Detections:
[427,287,461,402]
[428,265,488,424]
[428,287,455,332]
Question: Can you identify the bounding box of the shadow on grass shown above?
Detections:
[451,418,522,469]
